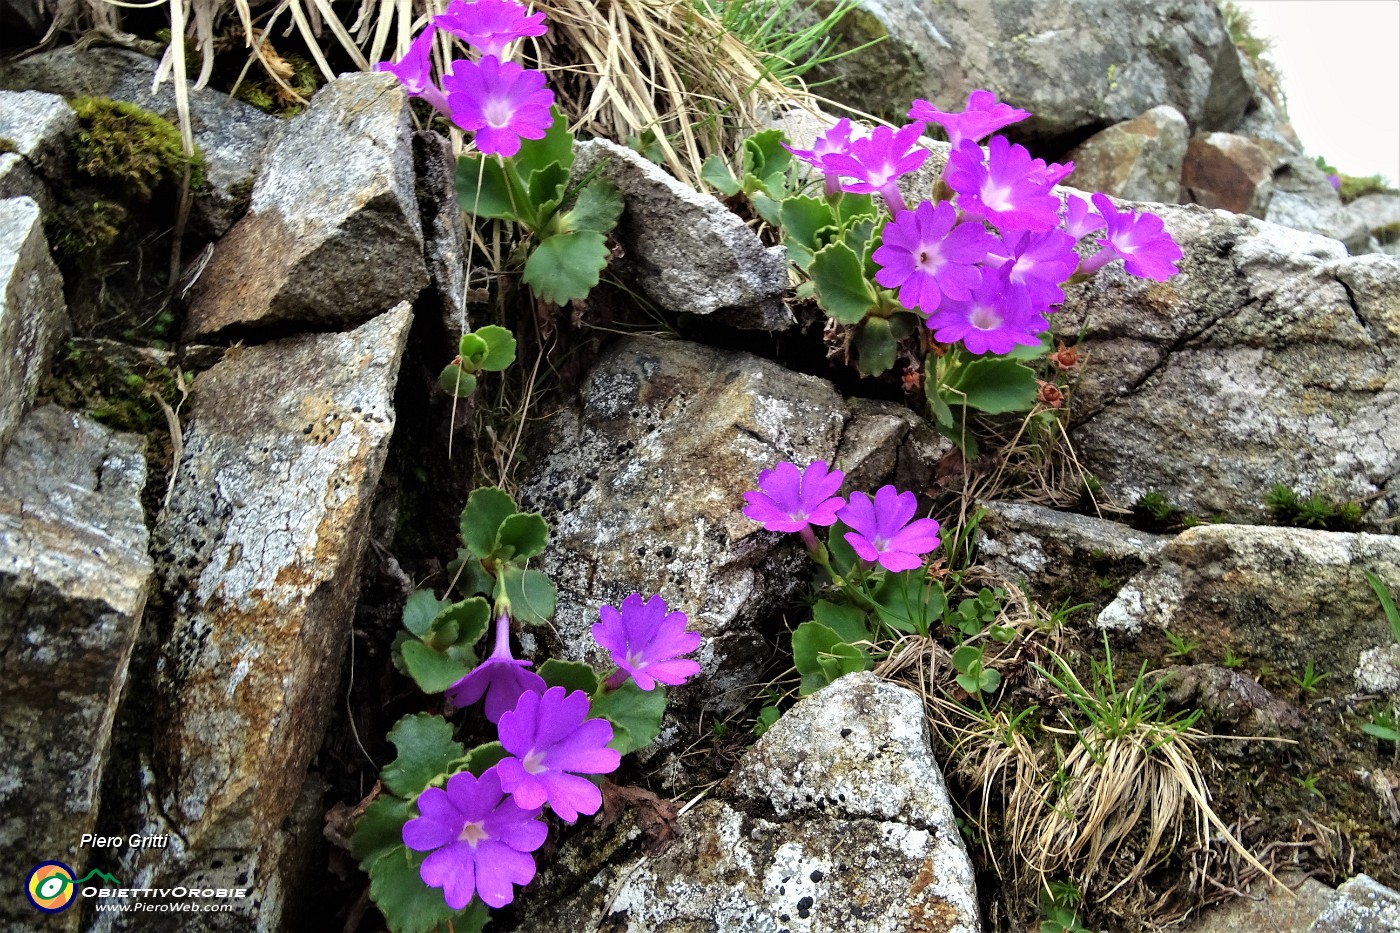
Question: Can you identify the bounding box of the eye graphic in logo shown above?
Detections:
[26,862,77,913]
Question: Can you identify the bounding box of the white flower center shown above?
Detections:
[483,97,515,129]
[969,305,1003,331]
[981,181,1014,212]
[523,750,548,775]
[459,820,488,846]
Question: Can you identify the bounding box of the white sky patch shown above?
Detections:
[1232,0,1400,183]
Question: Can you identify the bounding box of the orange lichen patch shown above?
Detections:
[906,857,963,933]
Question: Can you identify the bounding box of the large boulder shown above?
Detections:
[1054,199,1400,527]
[518,672,980,933]
[1065,104,1190,204]
[0,89,77,181]
[0,196,67,453]
[1181,132,1274,217]
[182,73,427,341]
[809,0,1251,151]
[0,406,150,933]
[97,305,412,932]
[0,46,278,237]
[1265,156,1370,254]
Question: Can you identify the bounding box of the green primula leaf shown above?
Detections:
[448,551,497,600]
[944,358,1039,415]
[872,571,947,636]
[700,155,742,196]
[563,179,624,234]
[779,195,836,251]
[750,191,782,227]
[458,332,488,364]
[591,681,667,755]
[928,392,955,428]
[979,668,1002,693]
[521,231,610,306]
[494,512,549,562]
[464,741,508,776]
[437,364,477,399]
[432,597,491,650]
[403,590,449,639]
[455,153,519,222]
[811,599,871,644]
[460,487,518,560]
[853,318,898,377]
[951,645,982,674]
[742,129,792,181]
[810,240,875,324]
[786,240,815,272]
[1005,332,1053,361]
[368,845,488,933]
[792,621,870,696]
[350,795,411,870]
[473,325,517,372]
[381,714,465,798]
[399,641,473,694]
[499,564,556,625]
[512,105,574,180]
[538,659,600,695]
[527,161,570,221]
[753,705,781,737]
[835,192,878,224]
[826,519,859,578]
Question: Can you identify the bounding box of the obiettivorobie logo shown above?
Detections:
[25,862,121,914]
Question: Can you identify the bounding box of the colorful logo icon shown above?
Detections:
[26,862,77,914]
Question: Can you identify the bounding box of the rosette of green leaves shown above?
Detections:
[450,486,557,626]
[700,128,799,226]
[438,325,516,400]
[456,106,623,307]
[925,340,1046,455]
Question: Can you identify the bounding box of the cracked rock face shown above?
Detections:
[1055,199,1400,527]
[0,195,67,453]
[517,673,980,933]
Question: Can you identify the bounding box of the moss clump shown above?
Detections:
[1375,221,1400,247]
[69,96,206,199]
[233,52,321,116]
[0,137,16,155]
[1263,483,1364,531]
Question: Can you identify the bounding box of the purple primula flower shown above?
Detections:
[837,486,941,573]
[592,593,702,692]
[1061,193,1105,241]
[742,460,846,533]
[443,55,554,157]
[872,199,994,314]
[926,275,1048,355]
[434,0,547,59]
[1078,193,1184,281]
[377,26,450,116]
[908,89,1030,148]
[447,613,546,722]
[823,122,929,215]
[402,767,547,910]
[1327,173,1342,191]
[1030,156,1074,187]
[945,137,1062,232]
[783,118,854,196]
[496,686,621,823]
[984,228,1080,313]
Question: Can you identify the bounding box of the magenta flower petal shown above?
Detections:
[1062,193,1105,241]
[497,687,621,823]
[837,486,941,573]
[434,0,547,58]
[909,89,1030,148]
[823,122,929,214]
[592,593,703,692]
[377,27,450,116]
[946,137,1062,232]
[442,55,555,156]
[741,460,847,533]
[926,274,1048,355]
[1087,193,1183,281]
[446,613,546,722]
[872,200,993,314]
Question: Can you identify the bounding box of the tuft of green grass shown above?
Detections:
[1291,661,1329,695]
[1263,482,1364,531]
[1364,570,1400,643]
[1164,630,1198,661]
[695,0,875,86]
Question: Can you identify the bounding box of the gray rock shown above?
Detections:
[414,130,470,337]
[809,0,1249,149]
[1355,645,1400,696]
[0,46,278,237]
[1,196,67,453]
[0,406,150,933]
[1312,874,1400,932]
[573,139,792,330]
[1065,105,1189,203]
[519,673,980,933]
[1184,871,1337,933]
[183,73,427,341]
[100,304,412,932]
[1055,199,1400,526]
[1348,193,1400,248]
[0,89,77,179]
[1266,157,1370,254]
[837,397,952,494]
[1182,132,1274,217]
[0,151,46,208]
[1096,524,1400,679]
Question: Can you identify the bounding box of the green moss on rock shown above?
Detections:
[69,96,206,199]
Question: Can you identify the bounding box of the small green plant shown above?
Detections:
[1039,879,1091,933]
[437,325,518,400]
[1362,705,1400,743]
[1133,490,1185,531]
[1294,773,1326,802]
[1292,661,1329,695]
[1266,483,1365,531]
[1221,646,1245,669]
[952,644,1002,697]
[1164,629,1198,660]
[1364,570,1400,643]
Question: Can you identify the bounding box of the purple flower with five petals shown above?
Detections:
[823,122,929,215]
[945,137,1062,232]
[984,228,1080,314]
[1061,193,1105,241]
[908,89,1030,148]
[1078,193,1183,281]
[592,593,702,692]
[783,118,854,196]
[837,486,941,573]
[377,26,450,116]
[496,687,621,823]
[926,275,1048,355]
[446,613,546,722]
[742,460,846,533]
[434,0,547,58]
[872,199,994,314]
[402,767,547,909]
[443,55,554,157]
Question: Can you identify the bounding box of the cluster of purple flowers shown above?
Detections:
[742,460,940,573]
[378,0,553,157]
[786,90,1184,354]
[404,599,701,910]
